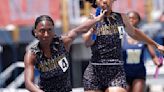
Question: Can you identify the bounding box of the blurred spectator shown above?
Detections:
[141,10,163,45]
[0,45,3,72]
[159,12,164,22]
[159,12,164,44]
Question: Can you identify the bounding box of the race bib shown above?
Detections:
[58,57,69,72]
[127,49,141,64]
[117,26,125,39]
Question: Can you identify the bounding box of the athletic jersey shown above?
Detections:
[30,36,71,92]
[122,34,146,77]
[83,10,128,90]
[91,12,125,65]
[30,36,70,79]
[122,35,146,66]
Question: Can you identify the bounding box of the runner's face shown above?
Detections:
[34,20,54,44]
[128,13,140,26]
[97,0,113,11]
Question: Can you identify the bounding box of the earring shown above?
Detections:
[34,33,38,38]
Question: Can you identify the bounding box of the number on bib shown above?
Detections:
[58,57,69,72]
[118,26,124,39]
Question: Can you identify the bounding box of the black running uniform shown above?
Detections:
[83,12,127,91]
[30,37,72,92]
